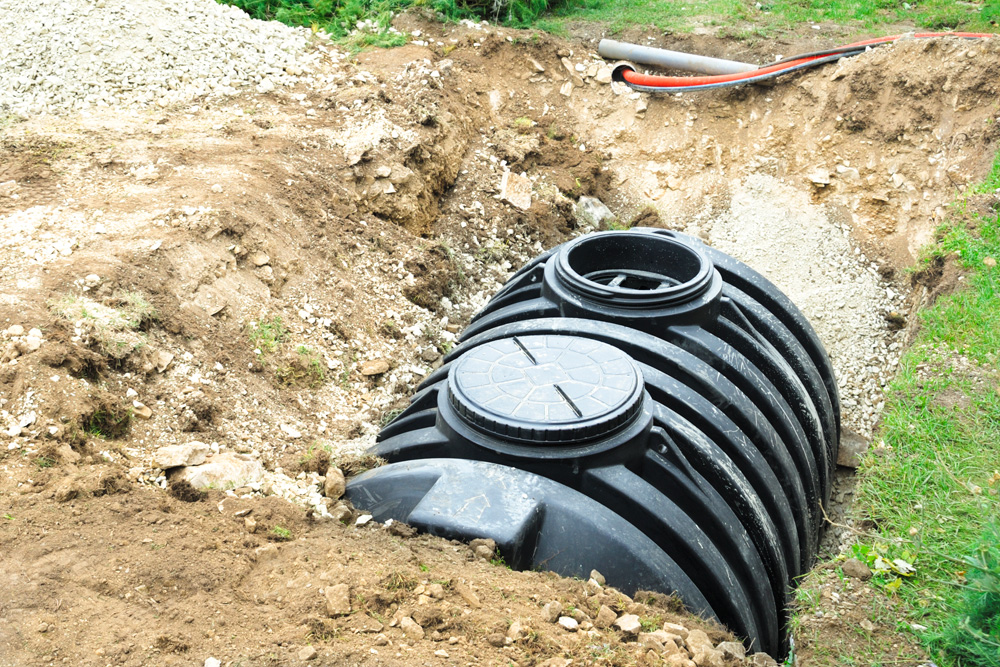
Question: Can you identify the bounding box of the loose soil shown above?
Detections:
[2,15,999,667]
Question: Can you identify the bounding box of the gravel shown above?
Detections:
[705,173,905,438]
[0,0,320,115]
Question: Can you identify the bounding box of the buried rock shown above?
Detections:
[169,452,264,490]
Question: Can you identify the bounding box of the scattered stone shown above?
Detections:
[453,581,481,608]
[589,569,606,586]
[132,400,153,419]
[211,183,223,193]
[426,583,446,599]
[500,170,532,210]
[636,97,648,115]
[434,649,449,658]
[662,622,689,640]
[750,653,778,667]
[470,537,497,559]
[373,634,389,646]
[557,616,579,631]
[297,646,317,661]
[717,641,747,660]
[528,57,545,73]
[506,620,525,641]
[837,429,870,468]
[171,452,265,489]
[360,359,390,376]
[841,557,873,580]
[375,165,392,178]
[324,467,346,499]
[594,605,617,629]
[154,442,210,469]
[595,67,613,84]
[0,180,18,197]
[542,600,563,623]
[244,517,257,533]
[251,252,270,267]
[155,350,175,373]
[400,616,425,641]
[574,196,615,228]
[808,169,831,187]
[205,659,221,667]
[614,614,641,635]
[325,583,351,616]
[538,659,572,667]
[559,81,573,97]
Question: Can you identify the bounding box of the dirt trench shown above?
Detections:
[1,17,999,667]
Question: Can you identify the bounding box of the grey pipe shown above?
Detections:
[598,39,758,75]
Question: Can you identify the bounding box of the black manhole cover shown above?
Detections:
[448,335,644,444]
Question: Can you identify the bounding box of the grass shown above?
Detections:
[853,149,1000,666]
[540,0,998,36]
[270,525,293,541]
[247,316,288,353]
[51,291,156,361]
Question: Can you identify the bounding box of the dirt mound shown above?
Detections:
[2,13,999,667]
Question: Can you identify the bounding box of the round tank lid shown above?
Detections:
[448,335,644,444]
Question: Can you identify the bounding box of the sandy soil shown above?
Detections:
[2,16,999,667]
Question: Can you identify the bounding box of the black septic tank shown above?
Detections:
[346,228,840,656]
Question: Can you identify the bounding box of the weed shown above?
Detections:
[419,563,430,573]
[476,239,510,264]
[512,116,534,133]
[276,346,326,387]
[34,456,56,469]
[603,218,630,231]
[383,571,418,591]
[379,407,404,427]
[3,514,13,520]
[270,525,293,541]
[248,316,288,353]
[84,405,132,439]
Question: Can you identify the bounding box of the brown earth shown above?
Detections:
[2,15,999,667]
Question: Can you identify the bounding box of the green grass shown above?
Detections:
[542,0,998,36]
[222,0,996,53]
[247,316,288,353]
[855,149,1000,666]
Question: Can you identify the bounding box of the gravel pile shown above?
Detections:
[706,173,905,438]
[0,0,320,115]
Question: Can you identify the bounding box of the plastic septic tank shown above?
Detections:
[346,228,840,655]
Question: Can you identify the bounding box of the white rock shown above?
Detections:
[154,442,210,469]
[171,452,264,489]
[500,171,532,210]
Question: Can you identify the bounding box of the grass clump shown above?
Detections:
[248,316,288,353]
[855,149,1000,666]
[51,291,155,362]
[270,525,293,541]
[928,523,1000,666]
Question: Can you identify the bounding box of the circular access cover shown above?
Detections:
[448,335,644,445]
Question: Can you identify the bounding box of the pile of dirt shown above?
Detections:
[2,11,1000,666]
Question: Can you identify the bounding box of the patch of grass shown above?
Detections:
[542,0,996,37]
[51,291,155,361]
[854,155,1000,665]
[84,405,133,439]
[378,407,405,427]
[270,525,293,541]
[927,522,1000,666]
[276,345,326,387]
[248,316,288,354]
[33,456,56,469]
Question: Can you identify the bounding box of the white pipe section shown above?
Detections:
[598,39,758,75]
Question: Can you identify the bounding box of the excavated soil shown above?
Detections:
[2,15,999,667]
